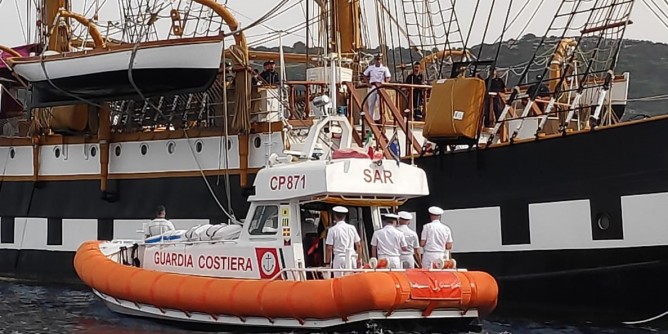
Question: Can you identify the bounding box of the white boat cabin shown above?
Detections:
[133,154,429,281]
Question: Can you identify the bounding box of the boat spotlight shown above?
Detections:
[313,95,331,108]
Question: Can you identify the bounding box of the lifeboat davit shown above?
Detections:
[74,241,498,331]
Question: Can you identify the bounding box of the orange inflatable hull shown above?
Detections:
[74,241,498,321]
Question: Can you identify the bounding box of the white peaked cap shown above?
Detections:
[428,206,444,215]
[383,213,400,219]
[398,211,413,220]
[332,206,348,214]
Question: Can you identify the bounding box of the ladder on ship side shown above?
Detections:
[345,82,422,159]
[399,0,467,81]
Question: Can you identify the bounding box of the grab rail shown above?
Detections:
[271,267,467,281]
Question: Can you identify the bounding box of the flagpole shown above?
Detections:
[404,108,410,163]
[278,30,287,120]
[410,118,415,166]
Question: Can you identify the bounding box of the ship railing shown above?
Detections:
[271,267,467,281]
[141,239,240,246]
[341,81,427,159]
[485,90,589,144]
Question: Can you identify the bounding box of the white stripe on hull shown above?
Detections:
[0,146,34,176]
[445,194,668,253]
[108,137,241,174]
[0,132,284,177]
[0,218,98,252]
[0,193,666,253]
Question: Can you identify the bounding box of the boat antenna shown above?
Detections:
[328,52,338,116]
[265,30,288,167]
[279,31,288,97]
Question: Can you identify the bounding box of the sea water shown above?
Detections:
[0,280,664,334]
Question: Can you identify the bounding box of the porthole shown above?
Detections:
[115,145,121,157]
[596,213,610,231]
[253,137,261,148]
[9,147,15,159]
[167,141,176,154]
[54,147,61,158]
[140,143,148,156]
[90,146,97,157]
[195,140,203,153]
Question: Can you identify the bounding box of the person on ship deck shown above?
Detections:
[143,205,175,238]
[324,206,362,278]
[420,206,454,269]
[397,211,421,268]
[363,55,392,124]
[260,60,279,85]
[524,74,551,113]
[484,68,506,127]
[370,213,408,269]
[404,62,426,121]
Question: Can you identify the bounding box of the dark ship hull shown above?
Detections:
[1,114,667,319]
[0,174,253,283]
[405,115,668,317]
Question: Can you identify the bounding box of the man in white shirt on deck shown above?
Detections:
[325,206,362,278]
[370,213,408,269]
[397,211,421,268]
[143,205,176,239]
[363,55,392,122]
[420,206,454,269]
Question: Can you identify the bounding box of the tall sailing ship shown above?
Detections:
[0,0,666,317]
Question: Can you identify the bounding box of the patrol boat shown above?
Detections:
[73,115,499,332]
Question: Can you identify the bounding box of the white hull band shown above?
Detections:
[96,290,479,330]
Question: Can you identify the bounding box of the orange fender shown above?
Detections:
[74,241,498,319]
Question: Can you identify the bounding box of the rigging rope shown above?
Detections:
[118,0,241,222]
[14,0,27,43]
[622,310,668,325]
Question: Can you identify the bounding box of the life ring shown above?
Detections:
[363,257,379,269]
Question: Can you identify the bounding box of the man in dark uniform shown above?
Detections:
[405,62,426,120]
[525,74,551,113]
[260,60,279,85]
[526,74,551,98]
[485,68,506,127]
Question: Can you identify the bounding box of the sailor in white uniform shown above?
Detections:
[143,205,176,238]
[397,211,421,268]
[420,206,454,269]
[370,213,407,269]
[324,206,362,278]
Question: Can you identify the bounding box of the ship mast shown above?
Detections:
[40,0,71,52]
[322,0,363,57]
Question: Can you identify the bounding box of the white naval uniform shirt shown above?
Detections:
[397,224,420,256]
[363,65,391,84]
[325,221,361,256]
[420,220,453,252]
[143,218,176,238]
[370,225,407,257]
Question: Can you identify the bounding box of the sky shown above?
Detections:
[1,0,667,49]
